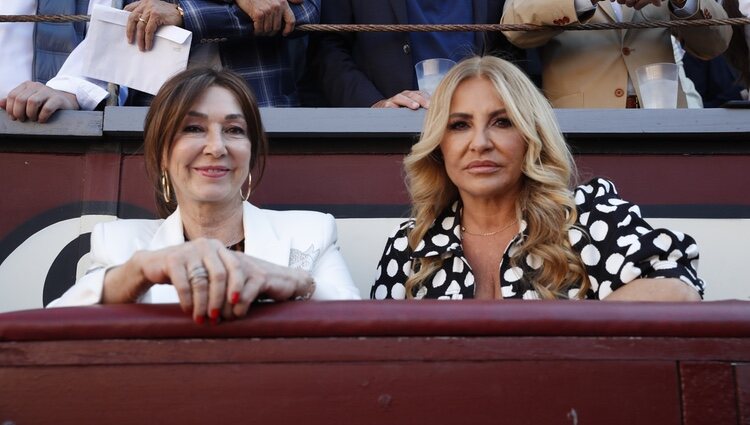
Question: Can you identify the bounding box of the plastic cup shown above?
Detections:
[415,58,456,96]
[635,63,679,109]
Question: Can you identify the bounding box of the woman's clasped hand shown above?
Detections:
[110,239,315,324]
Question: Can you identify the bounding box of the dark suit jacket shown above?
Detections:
[308,0,522,107]
[683,53,744,108]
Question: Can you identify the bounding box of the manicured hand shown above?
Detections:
[216,250,315,319]
[106,238,315,325]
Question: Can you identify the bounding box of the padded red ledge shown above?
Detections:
[1,300,749,341]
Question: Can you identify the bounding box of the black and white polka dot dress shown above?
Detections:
[371,178,705,300]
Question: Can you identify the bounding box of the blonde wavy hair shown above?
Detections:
[404,56,590,299]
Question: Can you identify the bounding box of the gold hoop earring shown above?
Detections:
[241,174,252,201]
[160,171,172,203]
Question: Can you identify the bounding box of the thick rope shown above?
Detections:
[0,15,91,23]
[1,14,750,31]
[298,18,750,32]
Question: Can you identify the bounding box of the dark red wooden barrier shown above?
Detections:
[1,301,748,424]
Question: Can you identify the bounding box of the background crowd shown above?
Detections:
[0,0,749,120]
[0,0,734,313]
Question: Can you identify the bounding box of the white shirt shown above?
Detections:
[739,0,750,68]
[0,1,36,99]
[573,0,698,17]
[671,35,703,108]
[740,0,750,15]
[0,0,111,109]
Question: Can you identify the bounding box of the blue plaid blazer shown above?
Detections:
[180,0,320,106]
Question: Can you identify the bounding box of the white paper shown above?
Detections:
[81,5,192,95]
[740,0,750,17]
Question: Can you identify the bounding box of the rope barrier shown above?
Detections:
[297,18,750,32]
[0,15,90,23]
[1,14,750,31]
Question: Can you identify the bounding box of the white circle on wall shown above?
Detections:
[0,214,116,313]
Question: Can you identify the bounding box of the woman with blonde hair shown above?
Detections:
[372,56,703,301]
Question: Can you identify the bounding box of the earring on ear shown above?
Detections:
[241,173,252,201]
[160,171,172,203]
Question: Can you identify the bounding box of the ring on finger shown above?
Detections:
[188,265,209,285]
[138,16,148,23]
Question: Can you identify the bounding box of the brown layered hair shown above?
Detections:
[143,67,268,218]
[403,56,590,299]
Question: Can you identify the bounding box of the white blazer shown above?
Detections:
[48,202,361,306]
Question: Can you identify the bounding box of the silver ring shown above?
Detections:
[188,266,208,285]
[138,17,148,23]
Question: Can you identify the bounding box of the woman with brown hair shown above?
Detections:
[50,67,360,322]
[372,56,704,301]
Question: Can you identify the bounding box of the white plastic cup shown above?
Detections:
[415,58,456,96]
[635,63,679,109]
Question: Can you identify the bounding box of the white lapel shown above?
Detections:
[600,2,630,42]
[598,1,617,22]
[242,202,291,267]
[144,203,291,265]
[141,208,186,303]
[620,4,634,23]
[147,208,186,251]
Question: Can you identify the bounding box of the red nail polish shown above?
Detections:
[195,315,205,325]
[210,308,220,319]
[231,292,240,304]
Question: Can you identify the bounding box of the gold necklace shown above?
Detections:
[461,218,518,237]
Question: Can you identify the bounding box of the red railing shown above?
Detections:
[1,301,748,424]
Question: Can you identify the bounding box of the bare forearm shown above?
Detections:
[604,278,701,302]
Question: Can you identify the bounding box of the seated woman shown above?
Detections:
[372,56,704,301]
[50,68,360,322]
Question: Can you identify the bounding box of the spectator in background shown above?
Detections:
[0,0,114,123]
[124,0,319,107]
[307,0,525,109]
[722,0,750,92]
[501,0,731,108]
[682,52,745,106]
[3,0,317,121]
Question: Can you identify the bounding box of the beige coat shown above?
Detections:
[501,0,731,108]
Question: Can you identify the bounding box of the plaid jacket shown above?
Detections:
[181,0,320,106]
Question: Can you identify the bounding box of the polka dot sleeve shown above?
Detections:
[572,178,705,299]
[370,220,415,300]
